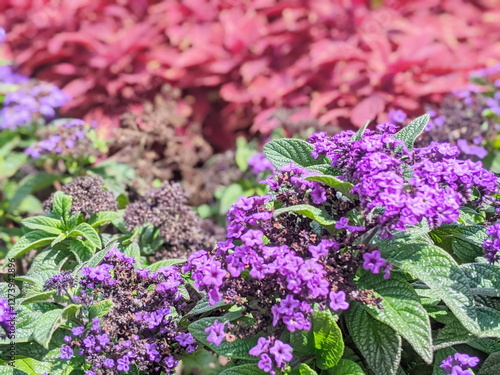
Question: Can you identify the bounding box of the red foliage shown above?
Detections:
[2,0,500,149]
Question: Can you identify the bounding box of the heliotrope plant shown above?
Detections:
[183,114,500,374]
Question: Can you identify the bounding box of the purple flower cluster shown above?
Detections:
[43,271,75,296]
[482,223,500,263]
[248,152,275,176]
[0,297,15,340]
[249,337,293,374]
[308,128,498,237]
[58,247,195,374]
[0,65,28,84]
[440,353,480,375]
[0,81,69,129]
[25,119,100,159]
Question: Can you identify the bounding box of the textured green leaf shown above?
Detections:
[274,204,336,226]
[358,274,432,364]
[350,120,370,142]
[69,239,94,263]
[312,310,344,369]
[290,328,315,354]
[88,211,120,228]
[88,299,114,319]
[21,216,63,235]
[28,248,68,274]
[12,357,51,375]
[304,175,357,200]
[327,359,366,375]
[379,242,481,335]
[33,304,80,349]
[51,191,73,220]
[347,303,401,375]
[393,114,430,150]
[263,139,334,173]
[0,306,42,344]
[0,152,27,179]
[219,364,267,375]
[20,291,55,305]
[188,315,259,360]
[123,242,141,264]
[51,233,67,247]
[69,223,101,249]
[5,231,57,260]
[9,172,59,213]
[478,352,500,375]
[297,363,318,375]
[434,319,476,350]
[186,298,230,318]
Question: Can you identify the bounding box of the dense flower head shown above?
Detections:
[0,297,15,340]
[440,353,480,375]
[58,247,195,374]
[24,118,101,159]
[0,80,69,129]
[483,223,500,263]
[43,176,117,219]
[308,125,499,237]
[124,182,222,260]
[43,271,75,296]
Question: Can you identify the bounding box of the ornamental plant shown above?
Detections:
[183,115,500,374]
[3,1,500,148]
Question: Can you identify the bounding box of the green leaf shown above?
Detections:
[393,114,430,151]
[235,136,252,171]
[296,363,318,375]
[357,274,432,364]
[304,175,357,200]
[0,152,28,179]
[33,304,80,349]
[68,223,101,249]
[188,315,259,360]
[20,291,55,305]
[69,239,94,263]
[123,242,141,264]
[51,191,73,220]
[219,184,245,215]
[346,303,402,375]
[116,193,129,210]
[478,352,500,375]
[312,310,344,369]
[186,298,230,318]
[274,204,336,226]
[21,216,63,235]
[290,328,315,354]
[0,306,41,344]
[11,357,51,375]
[88,211,120,228]
[263,139,334,174]
[88,299,114,320]
[9,173,58,212]
[4,231,57,260]
[379,242,481,335]
[51,233,68,247]
[327,359,366,375]
[219,364,268,375]
[350,120,371,142]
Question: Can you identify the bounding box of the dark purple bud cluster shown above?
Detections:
[0,297,15,340]
[0,80,69,130]
[58,248,195,374]
[25,119,101,159]
[43,176,117,219]
[309,127,499,237]
[125,182,222,259]
[440,353,480,375]
[43,271,75,296]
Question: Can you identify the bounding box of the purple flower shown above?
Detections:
[116,356,130,372]
[269,340,293,368]
[329,290,349,311]
[310,185,327,204]
[0,28,5,43]
[175,332,196,347]
[60,345,73,360]
[440,353,479,375]
[103,358,114,368]
[250,337,271,357]
[335,217,365,232]
[258,353,273,372]
[363,250,387,274]
[389,109,407,124]
[248,153,274,176]
[205,320,225,346]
